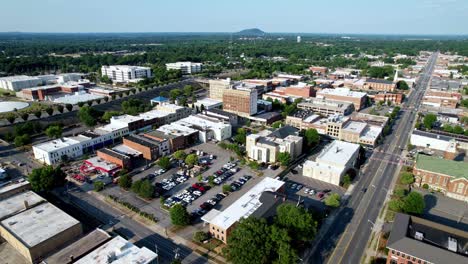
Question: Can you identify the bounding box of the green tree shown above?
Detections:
[65,104,73,112]
[342,174,352,186]
[5,113,16,124]
[304,128,320,147]
[227,217,273,264]
[56,104,64,113]
[173,150,187,161]
[277,152,291,167]
[402,192,425,215]
[193,231,209,243]
[45,125,63,139]
[100,75,113,84]
[396,80,409,90]
[185,154,199,166]
[271,121,284,129]
[78,106,99,127]
[170,203,190,226]
[20,113,29,121]
[270,225,298,264]
[102,111,121,122]
[118,174,132,190]
[324,193,341,207]
[222,184,233,193]
[94,181,104,192]
[234,128,247,145]
[28,166,66,193]
[139,179,155,199]
[157,156,171,170]
[183,85,194,96]
[14,134,31,147]
[275,204,317,242]
[400,172,415,185]
[169,89,181,102]
[443,124,454,133]
[453,125,464,134]
[248,160,260,170]
[131,179,143,193]
[423,113,437,129]
[45,107,54,116]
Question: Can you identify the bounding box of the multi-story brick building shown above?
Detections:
[96,148,132,169]
[363,78,396,92]
[309,66,328,75]
[413,154,467,202]
[316,88,367,110]
[386,213,468,264]
[223,86,258,117]
[123,135,160,160]
[373,92,404,105]
[297,98,355,117]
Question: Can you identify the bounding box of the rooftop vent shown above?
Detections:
[448,237,457,252]
[415,231,424,241]
[107,251,117,263]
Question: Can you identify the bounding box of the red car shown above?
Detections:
[317,192,325,199]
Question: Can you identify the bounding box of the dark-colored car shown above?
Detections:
[323,189,331,193]
[291,169,298,174]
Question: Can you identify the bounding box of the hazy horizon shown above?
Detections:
[2,0,468,35]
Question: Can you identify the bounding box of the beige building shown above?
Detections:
[0,191,82,263]
[209,79,232,100]
[297,98,355,117]
[223,86,258,117]
[246,126,303,163]
[303,140,360,186]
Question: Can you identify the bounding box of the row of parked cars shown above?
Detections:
[163,182,211,208]
[160,171,189,191]
[288,182,332,200]
[203,162,239,186]
[229,175,252,191]
[192,192,227,217]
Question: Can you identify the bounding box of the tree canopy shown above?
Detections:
[45,125,63,139]
[29,166,66,193]
[170,204,190,226]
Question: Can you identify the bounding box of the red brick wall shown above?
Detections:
[284,86,315,97]
[123,138,158,160]
[97,150,131,169]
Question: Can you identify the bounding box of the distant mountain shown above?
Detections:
[235,28,266,36]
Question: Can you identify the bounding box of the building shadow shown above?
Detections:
[423,193,468,230]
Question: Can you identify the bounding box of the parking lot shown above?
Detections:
[100,142,263,228]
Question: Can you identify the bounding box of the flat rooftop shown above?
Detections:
[112,144,142,157]
[157,122,198,137]
[360,125,383,141]
[318,88,367,98]
[53,93,104,105]
[317,140,360,165]
[207,178,284,230]
[387,213,468,263]
[0,179,30,196]
[0,202,80,248]
[178,114,230,130]
[45,228,111,264]
[138,109,171,120]
[0,191,45,220]
[415,154,468,180]
[86,156,121,171]
[110,114,144,124]
[74,236,157,264]
[194,97,223,106]
[33,137,80,152]
[343,121,367,134]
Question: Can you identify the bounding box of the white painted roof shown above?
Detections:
[53,93,104,105]
[208,178,284,230]
[74,236,157,264]
[1,202,79,248]
[342,121,367,134]
[317,140,360,165]
[33,137,81,152]
[318,88,367,98]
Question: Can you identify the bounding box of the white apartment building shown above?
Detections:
[246,126,303,163]
[101,65,152,83]
[166,61,202,74]
[303,140,360,186]
[32,117,132,165]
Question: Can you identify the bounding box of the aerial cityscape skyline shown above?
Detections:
[2,0,468,35]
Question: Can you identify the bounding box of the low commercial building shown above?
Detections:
[0,179,31,200]
[202,177,285,243]
[0,75,44,91]
[165,61,202,74]
[297,98,355,117]
[422,90,461,109]
[363,78,396,92]
[317,88,367,110]
[386,213,468,264]
[96,148,132,169]
[309,66,328,75]
[205,108,239,126]
[74,235,157,264]
[123,134,160,160]
[246,126,303,163]
[193,97,223,110]
[410,130,459,159]
[0,191,82,263]
[303,140,360,186]
[151,123,199,151]
[172,114,232,142]
[413,154,467,202]
[101,65,152,83]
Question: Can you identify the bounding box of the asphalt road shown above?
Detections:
[64,185,208,264]
[303,52,438,264]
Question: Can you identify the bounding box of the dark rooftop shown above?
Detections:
[98,148,130,161]
[387,213,468,263]
[412,130,452,142]
[144,130,177,140]
[251,191,299,221]
[125,134,158,148]
[268,125,299,139]
[206,108,238,118]
[366,78,394,85]
[45,229,111,264]
[81,131,100,139]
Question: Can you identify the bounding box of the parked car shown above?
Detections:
[317,192,325,199]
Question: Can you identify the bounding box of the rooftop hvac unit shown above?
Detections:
[448,237,458,252]
[414,231,424,241]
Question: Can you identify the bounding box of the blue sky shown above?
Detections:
[2,0,467,34]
